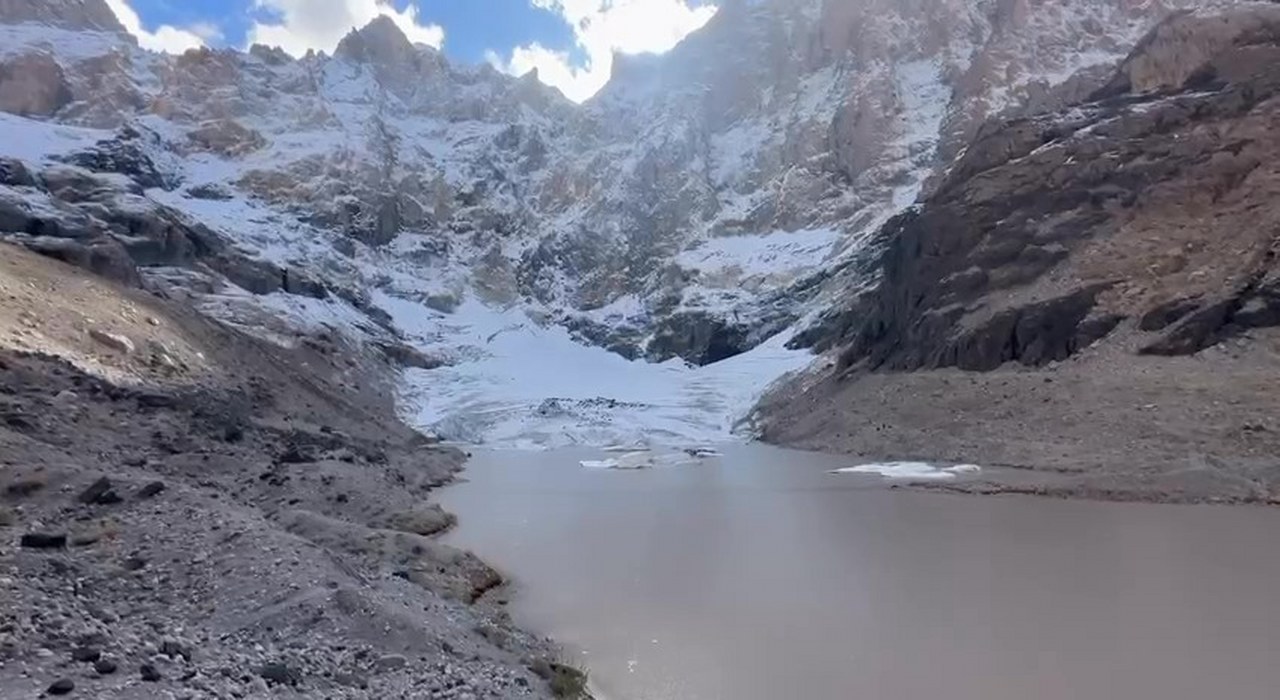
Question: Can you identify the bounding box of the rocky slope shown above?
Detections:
[0,244,581,698]
[758,4,1280,503]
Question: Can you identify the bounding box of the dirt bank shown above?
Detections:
[0,244,583,698]
[757,327,1280,505]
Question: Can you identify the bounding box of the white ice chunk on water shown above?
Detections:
[829,462,981,480]
[580,451,655,470]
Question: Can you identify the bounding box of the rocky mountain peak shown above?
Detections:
[334,15,419,68]
[0,0,124,31]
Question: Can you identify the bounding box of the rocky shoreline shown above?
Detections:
[758,327,1280,506]
[0,245,585,699]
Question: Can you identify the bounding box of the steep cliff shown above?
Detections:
[758,4,1280,502]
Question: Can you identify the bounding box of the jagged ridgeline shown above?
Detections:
[0,0,1240,370]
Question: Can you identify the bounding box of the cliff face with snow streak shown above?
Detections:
[0,0,1251,446]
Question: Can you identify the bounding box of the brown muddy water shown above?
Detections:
[438,444,1280,700]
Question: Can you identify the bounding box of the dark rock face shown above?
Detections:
[646,310,750,366]
[60,128,173,190]
[1140,262,1280,355]
[561,315,645,361]
[0,158,331,303]
[816,10,1280,372]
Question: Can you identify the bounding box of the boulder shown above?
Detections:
[0,158,38,188]
[88,328,135,354]
[0,53,73,117]
[20,532,67,549]
[186,119,266,157]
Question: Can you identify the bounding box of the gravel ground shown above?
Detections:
[757,327,1280,504]
[0,245,583,699]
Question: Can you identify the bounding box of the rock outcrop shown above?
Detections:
[795,5,1280,374]
[0,52,73,116]
[0,146,329,298]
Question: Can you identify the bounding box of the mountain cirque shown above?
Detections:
[0,0,1234,364]
[4,1,1280,696]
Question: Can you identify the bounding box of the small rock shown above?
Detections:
[333,672,368,690]
[88,329,135,354]
[71,647,100,663]
[122,556,147,572]
[140,664,162,682]
[374,654,407,672]
[46,679,74,695]
[258,662,301,686]
[85,604,118,624]
[20,533,66,549]
[94,658,117,675]
[78,477,122,505]
[161,640,192,662]
[136,481,166,499]
[277,444,317,464]
[69,532,101,547]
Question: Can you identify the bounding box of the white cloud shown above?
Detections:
[490,0,717,102]
[247,0,445,58]
[105,0,209,53]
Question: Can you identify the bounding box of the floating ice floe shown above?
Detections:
[829,462,982,481]
[580,451,655,470]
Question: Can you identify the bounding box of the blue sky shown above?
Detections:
[124,0,576,66]
[111,0,718,101]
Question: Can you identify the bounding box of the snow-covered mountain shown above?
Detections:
[0,0,1246,447]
